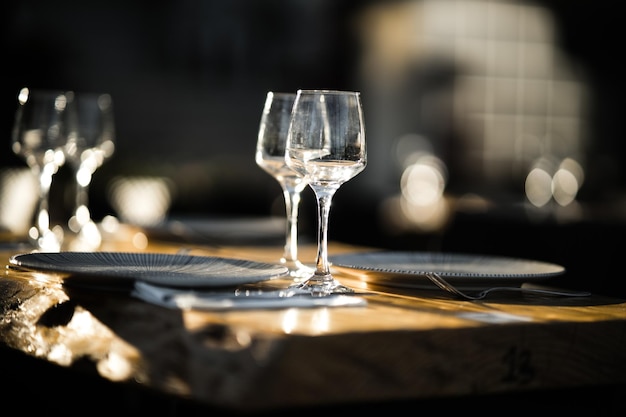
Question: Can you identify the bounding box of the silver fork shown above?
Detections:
[424,272,591,300]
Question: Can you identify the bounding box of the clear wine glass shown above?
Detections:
[255,91,314,280]
[11,88,71,252]
[285,90,367,296]
[63,92,115,251]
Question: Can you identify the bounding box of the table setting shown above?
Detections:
[7,250,369,310]
[2,2,626,411]
[3,87,595,309]
[6,88,626,416]
[5,86,594,311]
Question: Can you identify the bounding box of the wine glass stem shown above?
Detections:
[75,163,92,209]
[75,179,89,211]
[312,185,338,278]
[35,170,53,235]
[31,163,62,251]
[281,180,305,264]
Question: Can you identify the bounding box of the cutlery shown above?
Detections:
[424,272,591,300]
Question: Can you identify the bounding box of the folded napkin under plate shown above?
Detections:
[131,281,367,310]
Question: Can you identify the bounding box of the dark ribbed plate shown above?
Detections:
[330,251,565,290]
[9,252,288,288]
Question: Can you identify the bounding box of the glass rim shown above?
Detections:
[267,91,296,96]
[296,89,360,96]
[17,87,112,106]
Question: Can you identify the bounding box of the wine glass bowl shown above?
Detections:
[64,92,115,250]
[285,90,366,296]
[11,88,71,251]
[255,91,313,279]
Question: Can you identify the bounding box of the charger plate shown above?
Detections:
[330,251,566,290]
[9,252,289,288]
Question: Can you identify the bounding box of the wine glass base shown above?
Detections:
[288,275,355,297]
[283,261,316,282]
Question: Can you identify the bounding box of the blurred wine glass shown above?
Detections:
[63,92,115,250]
[285,90,367,296]
[256,91,314,280]
[11,88,70,251]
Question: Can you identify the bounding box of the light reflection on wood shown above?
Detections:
[2,241,626,411]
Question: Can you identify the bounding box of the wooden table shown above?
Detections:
[1,229,626,415]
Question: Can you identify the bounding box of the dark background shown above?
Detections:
[2,0,625,296]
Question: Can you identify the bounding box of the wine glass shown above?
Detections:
[255,91,314,280]
[63,92,115,251]
[285,90,367,296]
[11,88,71,252]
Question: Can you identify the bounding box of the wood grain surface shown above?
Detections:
[1,234,625,412]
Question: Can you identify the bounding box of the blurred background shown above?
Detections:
[1,0,625,295]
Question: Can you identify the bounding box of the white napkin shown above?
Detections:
[131,281,367,310]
